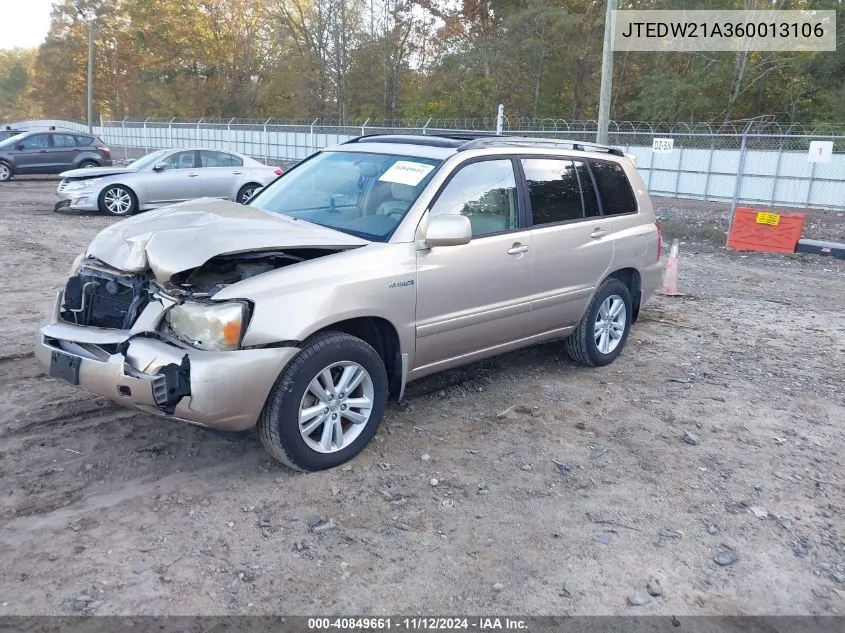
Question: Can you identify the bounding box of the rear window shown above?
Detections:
[53,134,77,148]
[200,150,243,167]
[521,158,584,225]
[590,161,637,216]
[75,135,94,146]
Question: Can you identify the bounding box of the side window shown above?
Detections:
[430,159,518,237]
[20,134,49,149]
[75,135,94,146]
[590,161,637,216]
[164,151,196,170]
[200,150,243,167]
[521,158,583,225]
[53,134,77,148]
[576,162,600,218]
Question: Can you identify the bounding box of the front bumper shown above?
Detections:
[56,188,100,212]
[35,291,300,431]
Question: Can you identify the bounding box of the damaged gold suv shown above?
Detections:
[36,135,663,471]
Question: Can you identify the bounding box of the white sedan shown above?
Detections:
[56,148,285,216]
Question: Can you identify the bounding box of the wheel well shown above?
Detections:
[606,268,642,323]
[313,317,402,401]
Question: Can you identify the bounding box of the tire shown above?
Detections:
[237,182,261,204]
[79,160,99,169]
[98,184,138,216]
[258,331,388,471]
[565,277,632,367]
[0,161,11,182]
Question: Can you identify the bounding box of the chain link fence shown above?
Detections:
[11,117,845,211]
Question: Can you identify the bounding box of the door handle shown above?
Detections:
[590,228,609,239]
[232,171,243,175]
[507,243,530,255]
[187,173,199,177]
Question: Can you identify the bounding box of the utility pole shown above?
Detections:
[596,0,617,145]
[87,17,94,133]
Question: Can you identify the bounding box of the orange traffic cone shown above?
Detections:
[656,239,685,296]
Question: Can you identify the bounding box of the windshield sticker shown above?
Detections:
[378,161,435,186]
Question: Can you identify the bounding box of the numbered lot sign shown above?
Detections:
[652,138,674,153]
[808,141,833,163]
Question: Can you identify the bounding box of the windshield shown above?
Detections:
[0,133,27,147]
[248,150,442,242]
[129,149,170,169]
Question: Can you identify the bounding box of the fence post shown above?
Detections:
[496,104,504,135]
[703,137,715,202]
[310,118,319,154]
[227,117,234,151]
[168,117,175,147]
[805,155,819,209]
[143,117,150,152]
[673,144,685,197]
[770,138,784,205]
[121,116,127,161]
[422,117,432,135]
[361,118,370,137]
[264,118,271,162]
[196,117,204,146]
[728,122,753,234]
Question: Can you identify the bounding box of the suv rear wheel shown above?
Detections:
[0,161,11,182]
[565,277,632,367]
[258,331,388,471]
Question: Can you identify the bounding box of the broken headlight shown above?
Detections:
[165,301,249,351]
[69,253,86,276]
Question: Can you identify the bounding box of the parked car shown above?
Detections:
[35,134,663,471]
[0,131,112,181]
[0,127,26,142]
[55,148,284,215]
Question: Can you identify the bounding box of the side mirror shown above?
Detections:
[15,143,24,151]
[424,214,472,247]
[153,161,168,171]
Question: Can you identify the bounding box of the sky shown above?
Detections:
[0,0,53,50]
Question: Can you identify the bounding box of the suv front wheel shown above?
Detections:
[565,277,632,367]
[258,331,388,471]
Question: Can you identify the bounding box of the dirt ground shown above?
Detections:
[0,176,843,617]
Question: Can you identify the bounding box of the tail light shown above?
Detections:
[96,143,111,156]
[273,168,284,176]
[655,223,663,261]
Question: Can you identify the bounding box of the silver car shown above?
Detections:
[55,148,284,215]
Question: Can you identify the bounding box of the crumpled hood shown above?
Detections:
[86,198,368,282]
[60,166,137,179]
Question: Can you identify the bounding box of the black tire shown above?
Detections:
[78,159,99,169]
[98,184,138,216]
[236,182,261,204]
[258,331,388,471]
[565,277,632,367]
[0,161,11,182]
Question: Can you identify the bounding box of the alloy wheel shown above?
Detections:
[103,187,132,215]
[298,361,374,454]
[594,294,627,355]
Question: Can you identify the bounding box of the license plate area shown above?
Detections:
[49,350,81,385]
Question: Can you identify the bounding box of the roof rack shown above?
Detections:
[341,134,466,148]
[456,136,625,157]
[340,133,626,157]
